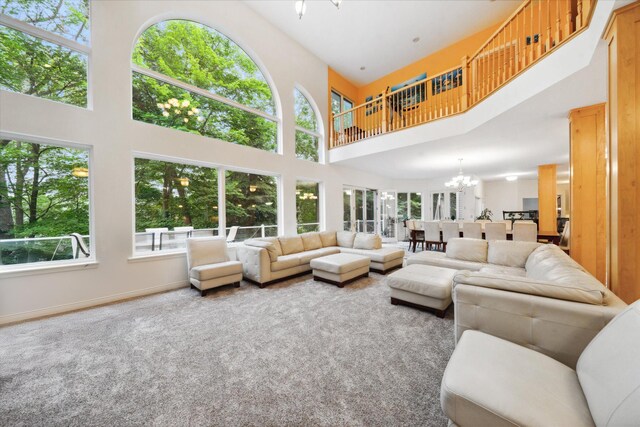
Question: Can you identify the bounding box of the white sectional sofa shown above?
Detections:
[236,231,404,287]
[406,238,627,368]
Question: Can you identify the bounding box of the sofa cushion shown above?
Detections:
[244,239,278,262]
[441,330,594,427]
[270,254,301,272]
[298,247,341,264]
[187,237,229,268]
[446,238,488,263]
[337,231,356,248]
[259,237,283,256]
[341,247,404,263]
[406,251,485,271]
[278,236,304,255]
[488,240,541,268]
[453,271,604,305]
[577,302,640,427]
[190,260,242,281]
[353,233,382,250]
[300,232,323,251]
[479,265,526,277]
[319,231,337,247]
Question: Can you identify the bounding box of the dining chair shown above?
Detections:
[484,222,507,241]
[496,219,512,231]
[513,222,538,242]
[442,222,460,251]
[462,222,482,239]
[423,221,442,251]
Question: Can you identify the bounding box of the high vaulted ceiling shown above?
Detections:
[245,0,521,85]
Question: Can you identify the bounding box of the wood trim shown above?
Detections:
[538,164,557,234]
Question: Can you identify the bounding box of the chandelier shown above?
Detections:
[295,0,343,19]
[444,159,479,193]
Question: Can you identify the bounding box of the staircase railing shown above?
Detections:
[329,0,596,149]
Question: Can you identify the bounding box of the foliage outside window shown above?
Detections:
[449,192,458,220]
[410,193,422,220]
[225,171,278,241]
[0,139,90,266]
[0,0,90,107]
[294,88,320,162]
[343,188,351,231]
[134,158,218,252]
[132,20,278,152]
[296,181,319,233]
[397,193,408,219]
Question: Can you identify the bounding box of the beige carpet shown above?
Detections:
[0,272,454,426]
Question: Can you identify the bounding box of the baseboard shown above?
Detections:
[0,280,188,326]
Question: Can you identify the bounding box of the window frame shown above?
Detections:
[131,152,282,257]
[294,86,323,163]
[331,89,354,131]
[0,6,93,109]
[295,179,322,233]
[130,19,281,152]
[0,131,96,273]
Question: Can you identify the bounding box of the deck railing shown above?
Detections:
[330,0,596,149]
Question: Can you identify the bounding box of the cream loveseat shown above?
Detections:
[406,238,627,368]
[235,231,404,287]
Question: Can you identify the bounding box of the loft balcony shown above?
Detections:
[328,0,603,162]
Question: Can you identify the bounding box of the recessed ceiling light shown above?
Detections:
[505,176,518,181]
[360,66,366,70]
[412,37,420,43]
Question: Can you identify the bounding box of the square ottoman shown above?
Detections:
[310,253,370,287]
[387,264,457,317]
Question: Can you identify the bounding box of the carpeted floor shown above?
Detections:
[0,272,455,427]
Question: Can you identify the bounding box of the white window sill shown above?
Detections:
[128,250,187,263]
[0,260,99,279]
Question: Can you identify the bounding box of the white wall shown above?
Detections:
[483,179,538,220]
[0,1,393,324]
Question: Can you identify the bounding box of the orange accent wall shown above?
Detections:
[355,24,500,104]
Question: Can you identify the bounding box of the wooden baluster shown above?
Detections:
[555,0,561,44]
[577,0,583,29]
[381,92,387,134]
[536,0,542,57]
[546,0,552,51]
[461,56,469,111]
[565,0,573,37]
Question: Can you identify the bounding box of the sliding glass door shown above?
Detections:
[343,186,378,233]
[380,191,397,240]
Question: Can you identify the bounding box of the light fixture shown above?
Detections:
[295,0,342,19]
[299,192,318,200]
[178,177,189,187]
[505,175,518,182]
[444,159,479,193]
[360,66,366,71]
[72,167,89,178]
[412,37,420,43]
[295,0,307,19]
[249,184,257,192]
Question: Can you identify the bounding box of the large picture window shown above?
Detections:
[225,171,278,241]
[132,20,278,152]
[0,0,90,108]
[134,158,219,253]
[296,181,320,233]
[331,90,353,131]
[0,138,91,266]
[294,88,321,162]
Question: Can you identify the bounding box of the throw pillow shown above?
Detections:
[244,239,278,262]
[353,233,382,250]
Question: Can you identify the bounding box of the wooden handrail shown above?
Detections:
[329,0,598,150]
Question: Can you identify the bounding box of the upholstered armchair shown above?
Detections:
[186,237,243,296]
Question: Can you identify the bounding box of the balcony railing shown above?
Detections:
[0,234,91,266]
[330,0,596,149]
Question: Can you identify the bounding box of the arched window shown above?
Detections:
[0,0,90,107]
[294,88,321,162]
[131,20,278,152]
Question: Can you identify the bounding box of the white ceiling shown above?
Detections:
[334,40,608,182]
[245,0,521,84]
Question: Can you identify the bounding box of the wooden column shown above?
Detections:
[605,1,640,304]
[538,164,557,234]
[569,104,607,284]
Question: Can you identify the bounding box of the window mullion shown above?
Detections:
[0,14,90,54]
[132,64,278,123]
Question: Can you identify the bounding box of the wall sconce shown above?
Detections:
[249,184,257,192]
